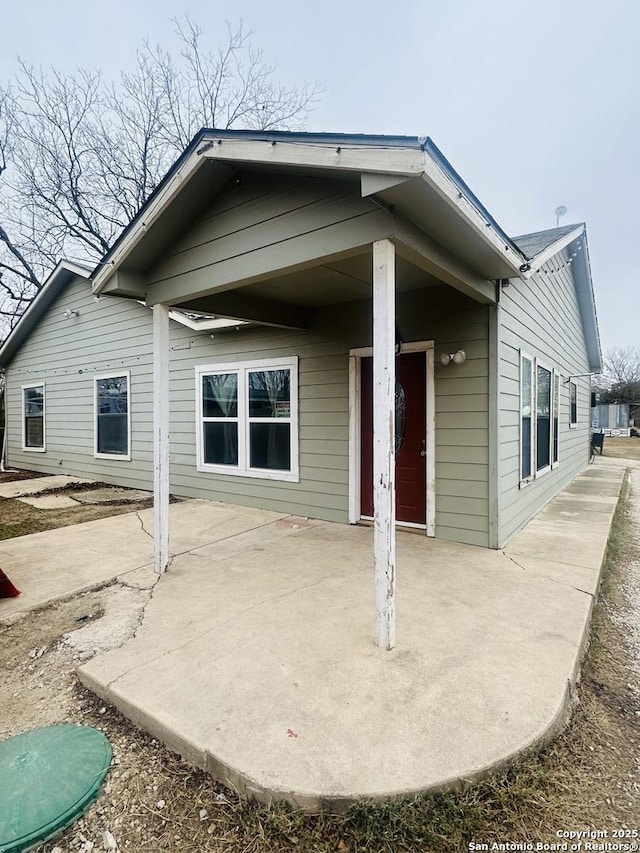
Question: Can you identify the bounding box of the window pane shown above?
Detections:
[570,382,577,424]
[521,358,532,479]
[97,376,128,455]
[553,374,559,464]
[204,422,238,465]
[97,414,128,455]
[24,386,43,416]
[248,370,290,418]
[203,374,237,418]
[25,417,43,448]
[537,366,551,470]
[250,422,290,470]
[24,386,44,448]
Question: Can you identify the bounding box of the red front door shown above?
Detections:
[360,351,427,525]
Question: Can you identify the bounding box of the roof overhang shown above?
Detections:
[92,130,529,297]
[0,261,92,367]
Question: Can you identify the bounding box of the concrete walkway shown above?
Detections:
[68,461,625,810]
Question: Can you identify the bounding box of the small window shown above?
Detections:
[520,354,533,481]
[196,358,298,482]
[95,372,131,459]
[552,371,560,467]
[23,383,45,451]
[570,381,578,427]
[536,364,552,473]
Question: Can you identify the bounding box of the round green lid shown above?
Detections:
[0,724,112,853]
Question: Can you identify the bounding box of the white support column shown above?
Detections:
[153,303,170,574]
[372,239,396,650]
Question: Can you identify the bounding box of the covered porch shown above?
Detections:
[92,133,528,650]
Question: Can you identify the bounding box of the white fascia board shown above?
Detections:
[92,150,206,294]
[0,260,91,366]
[419,157,525,277]
[522,224,585,278]
[168,311,248,331]
[200,137,425,177]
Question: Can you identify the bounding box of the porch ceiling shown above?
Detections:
[173,250,441,319]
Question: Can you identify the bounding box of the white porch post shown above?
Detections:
[372,239,396,650]
[153,303,170,574]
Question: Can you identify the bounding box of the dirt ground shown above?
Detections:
[1,465,640,852]
[602,435,640,461]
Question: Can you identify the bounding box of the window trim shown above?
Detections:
[94,370,132,461]
[535,359,553,478]
[519,351,534,486]
[22,382,46,452]
[520,355,563,486]
[195,357,299,482]
[551,369,560,469]
[569,381,578,429]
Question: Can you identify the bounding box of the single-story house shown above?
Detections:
[0,130,601,648]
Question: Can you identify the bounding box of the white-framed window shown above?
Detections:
[552,370,560,468]
[94,371,131,459]
[569,381,578,428]
[536,361,552,476]
[22,382,45,452]
[520,354,560,485]
[196,357,299,482]
[520,353,534,483]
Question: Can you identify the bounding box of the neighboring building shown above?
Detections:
[0,130,601,552]
[592,402,632,437]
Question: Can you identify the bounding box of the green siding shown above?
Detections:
[5,279,490,547]
[498,249,591,546]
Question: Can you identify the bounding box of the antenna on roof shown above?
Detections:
[554,205,568,227]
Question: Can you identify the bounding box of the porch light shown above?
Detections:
[439,349,466,366]
[63,309,80,320]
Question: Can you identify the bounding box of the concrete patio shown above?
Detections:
[0,461,627,809]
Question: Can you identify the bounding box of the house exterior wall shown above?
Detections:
[5,279,491,547]
[497,248,591,546]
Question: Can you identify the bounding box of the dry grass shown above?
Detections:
[602,435,640,461]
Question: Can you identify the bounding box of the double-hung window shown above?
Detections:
[196,357,299,482]
[94,372,131,459]
[520,353,560,484]
[22,383,45,451]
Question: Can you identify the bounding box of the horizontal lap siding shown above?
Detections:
[6,284,156,490]
[499,250,591,545]
[5,214,490,548]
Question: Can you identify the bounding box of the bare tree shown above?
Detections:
[0,18,320,335]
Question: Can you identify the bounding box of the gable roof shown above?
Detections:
[91,128,531,295]
[513,224,583,258]
[513,223,601,373]
[0,261,92,367]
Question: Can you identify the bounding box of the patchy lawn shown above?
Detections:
[0,468,639,850]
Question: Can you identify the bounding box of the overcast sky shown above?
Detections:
[2,0,638,353]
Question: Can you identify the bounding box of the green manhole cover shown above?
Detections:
[0,724,112,852]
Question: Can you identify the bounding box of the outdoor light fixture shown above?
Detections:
[439,349,467,366]
[63,309,80,319]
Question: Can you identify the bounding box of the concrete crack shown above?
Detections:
[95,566,361,691]
[135,511,154,540]
[503,551,593,597]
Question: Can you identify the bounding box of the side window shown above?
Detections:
[570,381,578,427]
[95,372,131,459]
[23,383,45,451]
[520,354,533,481]
[536,364,552,473]
[552,371,560,467]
